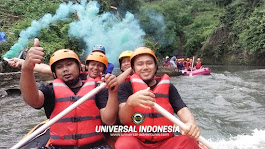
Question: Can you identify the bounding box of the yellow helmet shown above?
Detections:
[85,52,108,70]
[49,49,81,72]
[119,50,133,60]
[119,50,133,63]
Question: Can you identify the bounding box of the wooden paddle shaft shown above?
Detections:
[153,103,214,149]
[11,83,106,149]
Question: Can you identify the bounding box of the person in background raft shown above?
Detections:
[183,57,189,69]
[170,55,177,68]
[115,47,200,149]
[92,45,114,74]
[20,39,119,149]
[195,58,202,69]
[163,56,171,67]
[176,58,185,70]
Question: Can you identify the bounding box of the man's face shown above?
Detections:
[121,57,131,71]
[87,61,104,78]
[133,54,156,81]
[54,59,80,83]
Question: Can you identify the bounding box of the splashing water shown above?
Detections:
[3,0,145,66]
[210,129,265,149]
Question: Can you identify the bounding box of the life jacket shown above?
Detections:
[80,71,101,83]
[196,62,201,69]
[125,76,130,82]
[94,76,101,82]
[183,61,187,67]
[186,62,191,70]
[49,78,104,147]
[129,74,174,142]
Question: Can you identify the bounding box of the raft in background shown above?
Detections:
[181,67,211,76]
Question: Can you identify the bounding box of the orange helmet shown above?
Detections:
[130,47,158,72]
[85,52,108,70]
[49,49,81,72]
[130,47,157,65]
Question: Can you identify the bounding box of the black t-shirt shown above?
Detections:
[38,82,108,119]
[118,81,186,113]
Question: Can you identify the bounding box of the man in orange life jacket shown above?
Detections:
[115,47,200,149]
[20,39,119,149]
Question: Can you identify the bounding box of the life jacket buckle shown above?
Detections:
[70,96,79,101]
[150,113,158,118]
[71,117,80,122]
[73,134,82,139]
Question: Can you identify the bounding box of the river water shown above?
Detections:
[1,65,265,149]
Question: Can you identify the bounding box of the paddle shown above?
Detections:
[3,57,9,62]
[10,82,106,149]
[153,103,214,149]
[189,56,195,77]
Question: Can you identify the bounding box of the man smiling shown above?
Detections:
[115,47,200,149]
[20,39,119,149]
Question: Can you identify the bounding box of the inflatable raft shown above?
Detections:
[18,120,208,149]
[182,67,211,76]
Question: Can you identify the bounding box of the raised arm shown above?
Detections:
[116,67,132,85]
[20,38,45,108]
[8,57,52,76]
[100,74,119,125]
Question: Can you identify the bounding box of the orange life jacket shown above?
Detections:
[129,74,174,142]
[49,78,104,146]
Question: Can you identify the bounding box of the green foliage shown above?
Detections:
[1,0,264,65]
[239,8,265,57]
[0,0,87,62]
[137,0,222,58]
[220,2,251,33]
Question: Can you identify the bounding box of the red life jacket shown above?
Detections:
[186,62,191,69]
[129,74,174,142]
[49,78,104,147]
[183,61,187,67]
[79,71,101,82]
[94,76,101,82]
[196,62,201,69]
[125,76,130,82]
